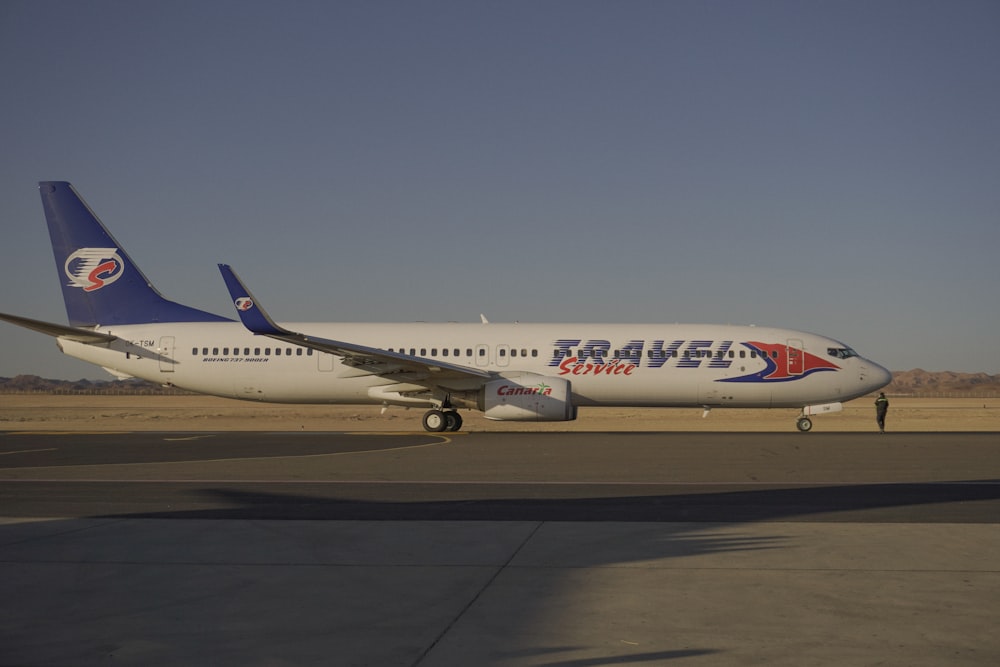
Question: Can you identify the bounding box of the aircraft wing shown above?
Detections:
[217,264,492,384]
[0,311,118,343]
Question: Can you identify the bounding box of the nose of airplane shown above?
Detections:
[863,360,893,392]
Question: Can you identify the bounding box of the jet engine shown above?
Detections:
[480,374,577,422]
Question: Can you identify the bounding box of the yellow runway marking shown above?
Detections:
[0,433,454,471]
[345,431,468,437]
[5,431,129,436]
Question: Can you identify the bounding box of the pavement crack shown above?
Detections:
[412,520,544,666]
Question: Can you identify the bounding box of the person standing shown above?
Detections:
[874,392,889,433]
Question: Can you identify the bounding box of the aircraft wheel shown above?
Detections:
[796,416,813,432]
[422,409,447,432]
[444,411,463,432]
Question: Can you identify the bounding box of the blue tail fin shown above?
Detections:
[40,181,231,327]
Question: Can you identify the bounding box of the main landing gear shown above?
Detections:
[796,416,813,432]
[422,409,463,432]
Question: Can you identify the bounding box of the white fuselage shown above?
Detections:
[57,321,891,410]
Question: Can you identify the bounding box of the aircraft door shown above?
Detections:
[475,344,490,367]
[158,336,175,372]
[496,344,510,367]
[787,338,804,375]
[317,351,335,372]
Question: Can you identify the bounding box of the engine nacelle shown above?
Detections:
[481,374,577,422]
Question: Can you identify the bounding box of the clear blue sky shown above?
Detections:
[1,0,998,379]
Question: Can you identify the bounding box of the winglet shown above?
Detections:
[217,264,291,336]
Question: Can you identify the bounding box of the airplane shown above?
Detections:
[1,181,892,432]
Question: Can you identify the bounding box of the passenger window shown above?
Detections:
[532,349,538,357]
[192,347,198,355]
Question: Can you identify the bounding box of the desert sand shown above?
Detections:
[1,395,998,432]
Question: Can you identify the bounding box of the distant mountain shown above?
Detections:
[2,371,998,396]
[0,375,192,395]
[886,369,1000,395]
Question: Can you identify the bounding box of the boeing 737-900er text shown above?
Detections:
[1,182,892,432]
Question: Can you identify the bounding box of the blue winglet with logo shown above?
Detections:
[217,264,290,336]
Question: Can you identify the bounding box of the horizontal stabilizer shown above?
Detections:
[0,311,117,343]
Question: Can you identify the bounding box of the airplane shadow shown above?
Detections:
[101,478,1000,524]
[4,468,1000,664]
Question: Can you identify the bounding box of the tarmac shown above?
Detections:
[1,429,999,666]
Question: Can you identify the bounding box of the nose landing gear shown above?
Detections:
[797,402,842,432]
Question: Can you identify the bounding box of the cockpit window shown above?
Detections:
[827,347,858,359]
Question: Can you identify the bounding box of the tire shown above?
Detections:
[422,409,447,432]
[444,411,463,432]
[796,416,813,432]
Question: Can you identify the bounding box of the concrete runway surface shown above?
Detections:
[1,430,998,666]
